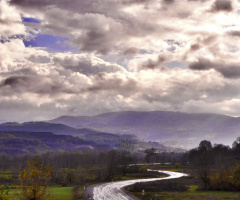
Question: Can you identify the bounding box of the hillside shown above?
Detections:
[0,131,97,155]
[0,122,77,135]
[0,122,170,152]
[48,111,240,148]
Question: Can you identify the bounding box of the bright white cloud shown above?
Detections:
[0,0,240,121]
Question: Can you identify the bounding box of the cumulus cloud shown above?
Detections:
[0,1,26,38]
[227,30,240,37]
[141,55,168,69]
[0,75,76,95]
[211,0,233,12]
[189,59,240,79]
[1,0,240,121]
[162,0,175,5]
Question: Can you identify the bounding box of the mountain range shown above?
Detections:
[0,121,170,155]
[48,111,240,148]
[1,111,239,153]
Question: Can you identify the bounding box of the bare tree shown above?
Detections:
[118,139,134,175]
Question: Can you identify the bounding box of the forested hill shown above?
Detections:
[48,111,240,148]
[0,131,97,155]
[0,122,171,154]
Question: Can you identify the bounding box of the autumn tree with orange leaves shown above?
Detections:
[17,156,52,200]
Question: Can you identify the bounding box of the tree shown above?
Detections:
[198,140,212,151]
[232,137,240,160]
[232,137,240,150]
[118,139,134,175]
[144,147,157,163]
[17,156,52,200]
[189,141,214,188]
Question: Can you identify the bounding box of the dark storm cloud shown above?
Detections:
[227,31,240,37]
[211,0,232,12]
[10,0,148,13]
[162,0,175,4]
[121,0,149,5]
[10,0,48,7]
[189,59,212,70]
[10,0,98,13]
[1,76,31,87]
[0,75,75,95]
[188,0,208,1]
[189,59,240,79]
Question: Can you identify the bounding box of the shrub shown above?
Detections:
[209,169,232,191]
[139,166,148,173]
[0,185,10,200]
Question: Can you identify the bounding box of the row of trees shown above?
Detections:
[0,139,136,185]
[189,137,240,191]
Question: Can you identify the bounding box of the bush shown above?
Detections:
[232,166,240,190]
[139,166,147,173]
[0,185,10,200]
[209,169,233,191]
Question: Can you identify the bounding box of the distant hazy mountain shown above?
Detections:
[0,122,76,135]
[0,121,169,152]
[48,111,240,148]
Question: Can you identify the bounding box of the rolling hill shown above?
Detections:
[0,122,170,153]
[0,131,98,155]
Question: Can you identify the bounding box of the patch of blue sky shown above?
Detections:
[22,17,41,24]
[22,17,77,52]
[23,34,78,52]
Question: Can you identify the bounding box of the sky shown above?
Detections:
[1,0,240,122]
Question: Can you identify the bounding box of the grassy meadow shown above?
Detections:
[9,187,73,200]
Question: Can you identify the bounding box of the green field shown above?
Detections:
[48,187,73,200]
[10,187,73,200]
[0,170,14,179]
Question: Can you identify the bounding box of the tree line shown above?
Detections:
[188,137,240,191]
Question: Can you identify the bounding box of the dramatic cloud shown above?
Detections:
[0,1,26,38]
[189,59,240,79]
[162,0,175,5]
[211,0,233,12]
[0,75,76,95]
[0,0,240,121]
[227,30,240,37]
